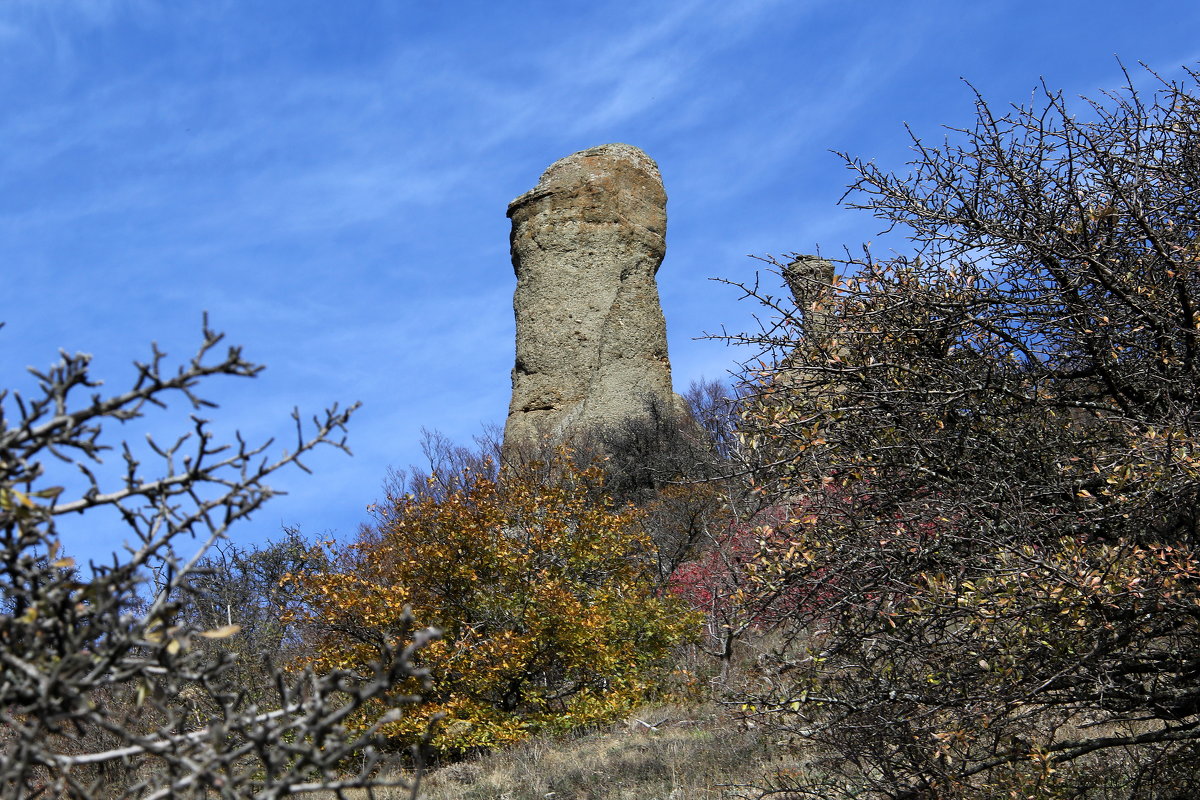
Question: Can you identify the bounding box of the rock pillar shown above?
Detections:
[502,143,675,458]
[783,255,837,344]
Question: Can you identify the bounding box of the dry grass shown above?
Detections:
[336,701,813,800]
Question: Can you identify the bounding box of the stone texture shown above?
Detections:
[778,255,840,383]
[783,255,837,344]
[502,143,675,456]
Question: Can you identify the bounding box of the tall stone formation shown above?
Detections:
[502,143,675,457]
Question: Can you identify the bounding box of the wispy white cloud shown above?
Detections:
[0,0,157,74]
[7,0,1199,566]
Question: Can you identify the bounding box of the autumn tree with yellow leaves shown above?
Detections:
[287,456,698,756]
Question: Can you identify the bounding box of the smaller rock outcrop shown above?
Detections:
[783,255,837,344]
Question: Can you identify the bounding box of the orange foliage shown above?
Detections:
[287,457,698,754]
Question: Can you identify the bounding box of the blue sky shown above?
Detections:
[3,0,1199,565]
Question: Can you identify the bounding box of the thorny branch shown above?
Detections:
[0,321,437,800]
[722,65,1200,798]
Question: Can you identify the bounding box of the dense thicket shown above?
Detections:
[727,66,1200,798]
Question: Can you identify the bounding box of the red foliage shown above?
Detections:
[668,504,833,635]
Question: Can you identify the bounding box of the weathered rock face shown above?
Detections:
[502,143,675,457]
[783,255,836,344]
[778,255,841,385]
[783,255,835,308]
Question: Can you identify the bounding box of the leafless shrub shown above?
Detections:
[0,319,437,800]
[179,530,328,705]
[380,425,503,506]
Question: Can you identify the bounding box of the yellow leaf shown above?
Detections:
[199,624,242,639]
